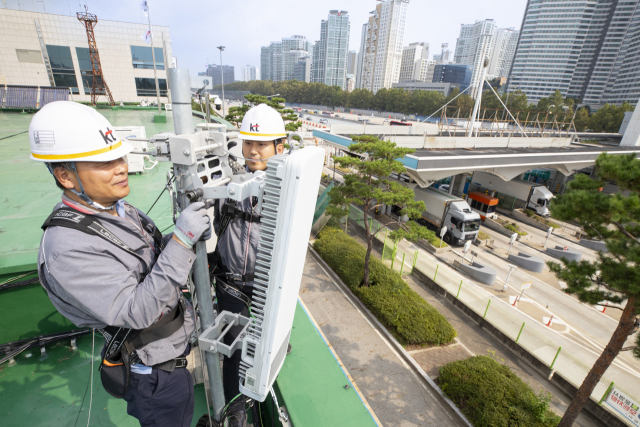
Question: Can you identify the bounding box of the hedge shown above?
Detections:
[440,356,560,427]
[313,227,457,346]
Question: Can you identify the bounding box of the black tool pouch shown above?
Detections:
[99,347,133,399]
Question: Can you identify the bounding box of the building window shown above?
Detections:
[16,49,43,63]
[135,77,167,97]
[130,46,165,70]
[46,45,79,94]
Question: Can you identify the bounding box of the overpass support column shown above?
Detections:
[448,176,455,194]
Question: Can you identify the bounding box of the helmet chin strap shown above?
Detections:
[68,162,115,211]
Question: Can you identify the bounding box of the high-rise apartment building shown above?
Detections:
[433,51,451,62]
[454,19,519,96]
[206,64,235,86]
[509,0,640,106]
[487,28,518,79]
[347,51,357,75]
[399,42,430,81]
[260,46,270,80]
[293,57,312,83]
[360,0,410,93]
[241,65,257,82]
[355,23,368,89]
[260,35,313,82]
[311,10,350,89]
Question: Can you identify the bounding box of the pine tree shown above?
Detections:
[548,153,640,426]
[224,94,301,132]
[325,135,433,287]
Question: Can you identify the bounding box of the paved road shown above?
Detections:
[300,249,467,427]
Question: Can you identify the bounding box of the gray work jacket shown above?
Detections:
[213,172,261,287]
[37,194,196,366]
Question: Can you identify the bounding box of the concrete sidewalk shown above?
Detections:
[299,249,467,427]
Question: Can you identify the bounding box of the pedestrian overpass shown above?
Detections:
[312,129,640,188]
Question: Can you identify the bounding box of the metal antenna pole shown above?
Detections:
[217,46,226,119]
[147,1,162,115]
[168,68,226,421]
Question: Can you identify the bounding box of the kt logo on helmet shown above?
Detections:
[99,128,117,145]
[249,123,260,132]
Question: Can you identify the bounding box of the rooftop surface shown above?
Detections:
[0,108,379,427]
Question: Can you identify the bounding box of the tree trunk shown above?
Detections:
[558,296,637,427]
[363,203,372,287]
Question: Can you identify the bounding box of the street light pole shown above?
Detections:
[217,46,226,120]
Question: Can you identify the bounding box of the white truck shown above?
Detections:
[470,171,554,216]
[414,187,481,246]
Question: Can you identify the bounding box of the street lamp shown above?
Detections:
[217,46,226,120]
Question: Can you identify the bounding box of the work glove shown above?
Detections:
[174,202,212,248]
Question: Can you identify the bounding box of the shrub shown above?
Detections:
[313,227,457,345]
[425,234,449,248]
[504,223,528,236]
[477,230,491,240]
[440,356,560,427]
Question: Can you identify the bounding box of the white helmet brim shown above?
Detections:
[30,140,134,163]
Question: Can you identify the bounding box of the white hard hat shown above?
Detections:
[239,103,286,142]
[29,101,133,163]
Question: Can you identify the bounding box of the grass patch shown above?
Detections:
[313,227,457,346]
[522,209,561,229]
[424,233,449,248]
[440,355,560,427]
[477,230,491,240]
[497,218,528,236]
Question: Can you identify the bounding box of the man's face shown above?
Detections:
[56,158,130,206]
[242,139,284,171]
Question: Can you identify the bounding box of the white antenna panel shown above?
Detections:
[238,147,324,401]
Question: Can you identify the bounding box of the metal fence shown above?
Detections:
[334,205,640,427]
[39,86,69,107]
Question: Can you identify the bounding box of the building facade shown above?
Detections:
[346,74,355,92]
[261,35,312,82]
[206,64,234,86]
[311,10,350,89]
[355,23,368,89]
[241,65,257,81]
[432,64,473,92]
[0,9,172,102]
[293,57,312,83]
[509,0,640,106]
[392,80,458,96]
[453,19,497,96]
[347,50,357,75]
[360,0,410,93]
[487,28,518,79]
[399,42,430,81]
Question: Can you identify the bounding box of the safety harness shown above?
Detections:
[41,207,187,399]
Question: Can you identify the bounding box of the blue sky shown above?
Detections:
[4,0,528,80]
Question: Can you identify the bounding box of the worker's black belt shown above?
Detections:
[147,356,188,371]
[215,277,253,307]
[220,201,262,224]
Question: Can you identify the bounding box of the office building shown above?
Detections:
[433,51,451,62]
[355,23,368,89]
[392,80,458,96]
[432,64,473,92]
[347,51,357,75]
[360,0,411,93]
[0,8,172,102]
[206,64,234,86]
[293,57,312,83]
[261,35,312,82]
[311,10,350,89]
[241,65,257,82]
[509,0,640,106]
[399,42,430,81]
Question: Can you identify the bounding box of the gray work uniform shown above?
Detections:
[212,188,261,287]
[38,194,196,367]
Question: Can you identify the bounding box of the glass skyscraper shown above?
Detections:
[260,35,313,82]
[311,10,350,89]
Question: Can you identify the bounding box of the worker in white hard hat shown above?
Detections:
[32,101,211,427]
[208,103,286,427]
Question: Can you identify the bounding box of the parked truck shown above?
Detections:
[470,171,554,216]
[414,187,481,245]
